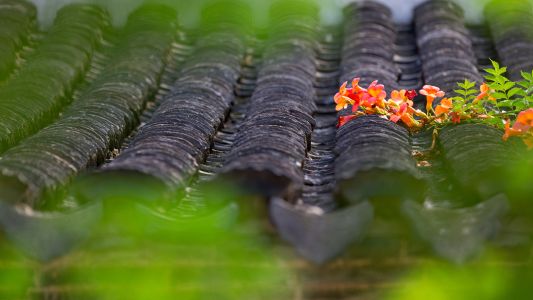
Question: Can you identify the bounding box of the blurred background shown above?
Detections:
[29,0,508,28]
[0,0,532,299]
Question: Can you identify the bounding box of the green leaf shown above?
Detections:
[503,81,515,90]
[494,76,506,86]
[499,67,508,75]
[486,117,504,128]
[491,59,500,70]
[465,80,476,89]
[497,100,513,107]
[521,71,532,81]
[507,87,523,98]
[484,74,497,82]
[513,101,527,110]
[453,96,465,102]
[452,97,464,107]
[484,68,499,76]
[492,92,508,99]
[465,89,478,95]
[518,81,529,89]
[491,83,504,91]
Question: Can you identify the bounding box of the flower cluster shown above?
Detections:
[335,61,533,149]
[334,80,451,128]
[334,79,422,129]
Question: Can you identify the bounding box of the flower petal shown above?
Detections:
[337,115,357,128]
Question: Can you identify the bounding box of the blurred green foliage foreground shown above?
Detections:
[0,201,294,300]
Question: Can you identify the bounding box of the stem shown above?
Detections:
[430,128,439,151]
[492,112,514,118]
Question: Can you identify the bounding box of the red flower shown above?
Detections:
[450,112,461,124]
[405,90,417,100]
[337,115,358,128]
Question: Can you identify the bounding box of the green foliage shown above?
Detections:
[482,59,533,112]
[446,60,533,131]
[484,60,512,108]
[386,252,533,300]
[425,61,533,149]
[516,69,533,110]
[453,79,478,112]
[454,79,477,102]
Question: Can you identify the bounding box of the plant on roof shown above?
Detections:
[335,60,533,149]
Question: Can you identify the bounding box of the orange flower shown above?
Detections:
[503,119,524,141]
[474,83,496,103]
[334,95,353,111]
[516,108,533,128]
[389,103,421,128]
[334,79,367,111]
[503,109,533,146]
[334,82,353,111]
[361,80,386,108]
[420,85,445,98]
[434,98,453,116]
[352,77,365,93]
[390,89,414,107]
[337,115,357,128]
[389,102,407,123]
[401,112,421,128]
[420,85,445,112]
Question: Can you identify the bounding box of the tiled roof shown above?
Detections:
[0,0,531,298]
